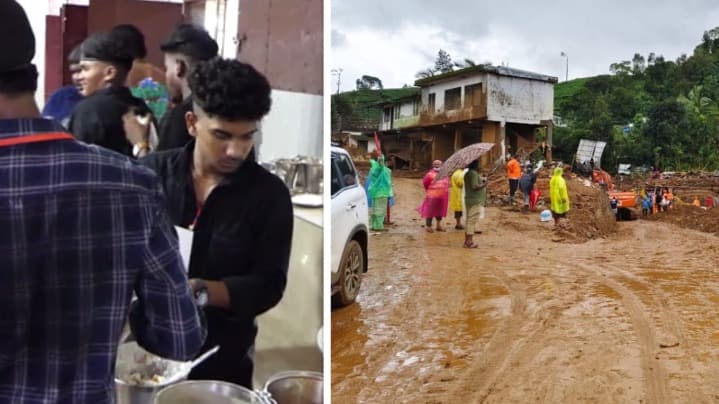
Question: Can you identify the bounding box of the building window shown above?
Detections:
[413,99,420,116]
[445,87,461,110]
[428,93,436,113]
[383,107,392,123]
[464,83,483,107]
[393,106,400,120]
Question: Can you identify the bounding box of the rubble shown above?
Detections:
[486,166,617,243]
[643,205,719,235]
[357,158,719,241]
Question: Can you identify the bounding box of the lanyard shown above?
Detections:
[189,205,202,231]
[0,132,74,147]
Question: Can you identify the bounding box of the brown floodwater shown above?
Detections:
[332,178,719,403]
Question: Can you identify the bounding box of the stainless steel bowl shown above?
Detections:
[263,371,323,404]
[115,342,189,404]
[154,380,271,404]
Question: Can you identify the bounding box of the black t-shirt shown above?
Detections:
[157,96,194,151]
[140,142,293,387]
[68,86,151,157]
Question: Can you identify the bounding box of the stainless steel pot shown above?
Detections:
[271,156,323,195]
[263,371,323,404]
[300,160,323,195]
[153,380,273,404]
[115,342,190,404]
[117,378,182,404]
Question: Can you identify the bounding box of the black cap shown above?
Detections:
[80,32,134,71]
[160,24,218,61]
[0,1,35,73]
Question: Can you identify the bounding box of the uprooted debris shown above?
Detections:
[486,166,617,243]
[643,205,719,235]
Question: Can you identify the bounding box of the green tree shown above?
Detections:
[632,53,646,74]
[434,49,454,74]
[453,58,477,69]
[331,95,353,132]
[415,68,436,79]
[643,100,687,169]
[355,75,384,90]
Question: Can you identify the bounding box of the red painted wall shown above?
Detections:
[87,0,183,68]
[237,0,323,95]
[61,5,89,87]
[45,15,62,101]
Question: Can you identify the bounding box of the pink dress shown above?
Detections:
[417,170,449,218]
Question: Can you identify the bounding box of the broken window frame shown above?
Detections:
[464,83,483,108]
[444,87,462,111]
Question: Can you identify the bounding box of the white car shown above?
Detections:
[330,146,369,306]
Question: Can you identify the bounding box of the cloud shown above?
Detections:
[332,29,347,48]
[332,1,719,91]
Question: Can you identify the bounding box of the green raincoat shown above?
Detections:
[368,157,392,199]
[368,157,392,230]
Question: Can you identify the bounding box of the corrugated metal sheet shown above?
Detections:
[576,139,606,168]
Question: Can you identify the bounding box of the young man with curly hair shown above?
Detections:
[141,58,293,388]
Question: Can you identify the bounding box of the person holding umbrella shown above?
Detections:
[431,143,496,233]
[463,160,486,248]
[418,160,450,232]
[449,167,466,230]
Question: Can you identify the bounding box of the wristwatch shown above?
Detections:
[193,279,209,307]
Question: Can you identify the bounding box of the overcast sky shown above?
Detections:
[331,1,719,93]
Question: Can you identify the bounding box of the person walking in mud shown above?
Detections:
[506,153,522,204]
[549,166,570,228]
[418,160,449,232]
[367,155,393,231]
[463,160,486,248]
[641,193,652,217]
[449,168,466,230]
[610,196,618,218]
[519,163,536,212]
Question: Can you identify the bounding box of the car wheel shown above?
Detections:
[334,239,364,306]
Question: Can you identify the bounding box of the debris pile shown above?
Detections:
[486,166,617,242]
[644,205,719,235]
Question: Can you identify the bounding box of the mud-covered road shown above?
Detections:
[332,177,719,403]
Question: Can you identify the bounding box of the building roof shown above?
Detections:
[414,64,559,87]
[331,87,421,132]
[375,88,421,106]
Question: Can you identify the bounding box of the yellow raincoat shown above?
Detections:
[449,169,465,212]
[549,167,570,214]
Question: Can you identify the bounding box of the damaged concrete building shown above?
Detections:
[376,65,557,170]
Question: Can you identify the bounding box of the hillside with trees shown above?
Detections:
[554,27,719,172]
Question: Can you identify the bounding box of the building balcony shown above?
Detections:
[419,103,487,127]
[378,115,421,131]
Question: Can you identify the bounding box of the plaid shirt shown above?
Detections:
[0,118,206,403]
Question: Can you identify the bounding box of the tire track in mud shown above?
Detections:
[334,178,719,402]
[447,264,539,401]
[574,222,719,402]
[574,261,671,404]
[449,254,604,403]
